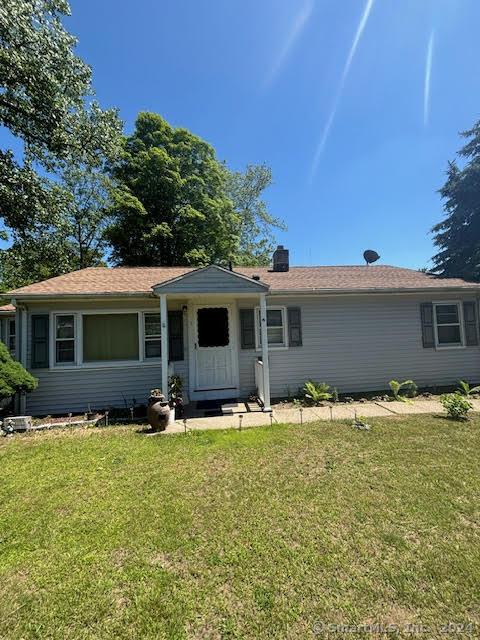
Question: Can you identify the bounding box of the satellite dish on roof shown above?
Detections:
[363,249,380,265]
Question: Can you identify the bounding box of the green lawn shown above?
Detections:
[0,416,479,639]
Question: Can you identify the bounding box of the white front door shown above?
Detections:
[194,305,236,393]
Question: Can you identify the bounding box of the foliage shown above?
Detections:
[169,374,183,406]
[0,340,37,398]
[389,379,417,402]
[107,112,240,267]
[223,163,286,265]
[302,380,332,405]
[431,120,480,281]
[456,380,480,397]
[331,387,339,403]
[439,393,472,420]
[107,112,282,268]
[0,0,122,289]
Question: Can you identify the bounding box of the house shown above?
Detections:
[4,246,480,416]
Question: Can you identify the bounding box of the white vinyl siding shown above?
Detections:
[240,294,480,397]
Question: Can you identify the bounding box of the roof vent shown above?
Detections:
[252,274,260,281]
[273,245,289,272]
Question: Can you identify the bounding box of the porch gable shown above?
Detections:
[152,264,269,295]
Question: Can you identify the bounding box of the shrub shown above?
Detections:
[0,341,38,399]
[439,393,472,420]
[389,379,417,402]
[456,380,480,397]
[302,380,332,406]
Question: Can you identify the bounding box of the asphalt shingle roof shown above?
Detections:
[6,265,480,297]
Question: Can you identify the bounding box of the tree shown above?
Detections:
[107,112,240,266]
[0,340,37,399]
[0,0,122,288]
[224,163,286,265]
[431,121,480,281]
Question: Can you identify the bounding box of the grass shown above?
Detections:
[0,415,479,639]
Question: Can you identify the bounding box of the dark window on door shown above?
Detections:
[197,308,229,347]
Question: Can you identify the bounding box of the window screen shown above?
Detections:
[435,304,462,345]
[197,308,229,347]
[83,314,139,362]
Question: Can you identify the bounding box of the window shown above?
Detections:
[55,315,75,364]
[144,313,161,358]
[256,307,287,348]
[434,303,464,347]
[83,314,139,362]
[7,319,15,358]
[197,307,229,347]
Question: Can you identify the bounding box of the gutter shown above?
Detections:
[5,286,480,302]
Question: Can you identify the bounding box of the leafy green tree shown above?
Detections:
[224,163,286,265]
[107,112,240,266]
[0,340,37,399]
[0,0,122,288]
[431,121,480,281]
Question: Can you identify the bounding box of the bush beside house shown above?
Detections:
[0,341,38,401]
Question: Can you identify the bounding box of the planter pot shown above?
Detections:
[168,407,176,425]
[146,394,170,431]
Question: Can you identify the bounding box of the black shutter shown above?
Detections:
[31,314,49,368]
[420,302,435,348]
[168,310,184,361]
[463,301,479,346]
[287,307,302,347]
[240,308,255,349]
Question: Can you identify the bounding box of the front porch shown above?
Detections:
[154,265,273,411]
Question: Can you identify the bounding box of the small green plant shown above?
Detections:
[302,380,332,406]
[389,379,417,402]
[456,380,480,396]
[439,393,473,420]
[331,387,339,403]
[439,393,472,420]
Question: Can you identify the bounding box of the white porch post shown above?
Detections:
[160,294,169,398]
[20,306,27,414]
[259,293,271,411]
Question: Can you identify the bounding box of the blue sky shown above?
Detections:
[3,0,480,268]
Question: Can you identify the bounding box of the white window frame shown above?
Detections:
[432,301,465,350]
[53,313,77,366]
[254,305,288,350]
[143,312,162,360]
[49,309,167,370]
[7,318,16,358]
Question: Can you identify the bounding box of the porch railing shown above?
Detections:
[255,359,265,407]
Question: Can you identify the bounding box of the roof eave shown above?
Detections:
[268,286,480,296]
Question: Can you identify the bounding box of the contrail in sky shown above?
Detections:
[264,0,314,90]
[310,0,375,179]
[424,30,435,126]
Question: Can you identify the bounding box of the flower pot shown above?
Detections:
[168,407,176,425]
[147,394,170,431]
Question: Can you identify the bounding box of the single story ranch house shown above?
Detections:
[4,246,480,416]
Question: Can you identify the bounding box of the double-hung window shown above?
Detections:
[434,303,464,347]
[7,318,15,358]
[55,315,76,364]
[144,313,161,358]
[256,307,287,348]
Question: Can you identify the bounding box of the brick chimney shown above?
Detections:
[272,245,289,272]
